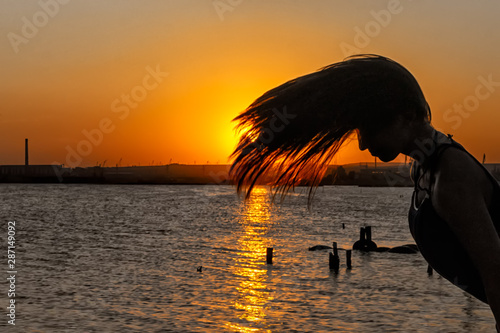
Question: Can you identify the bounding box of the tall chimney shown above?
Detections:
[25,138,29,166]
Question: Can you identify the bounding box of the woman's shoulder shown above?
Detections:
[410,133,460,190]
[432,144,495,207]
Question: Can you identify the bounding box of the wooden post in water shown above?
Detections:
[360,227,366,242]
[329,253,339,272]
[352,227,366,250]
[363,225,377,251]
[266,248,273,265]
[365,226,372,242]
[329,242,340,272]
[346,250,352,269]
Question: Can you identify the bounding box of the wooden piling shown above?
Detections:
[266,248,273,265]
[364,226,378,251]
[352,227,366,250]
[346,250,352,269]
[330,242,340,272]
[365,226,372,241]
[329,252,339,272]
[342,223,345,229]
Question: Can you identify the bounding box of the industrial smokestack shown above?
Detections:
[25,138,29,166]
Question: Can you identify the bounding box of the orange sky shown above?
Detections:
[1,0,500,167]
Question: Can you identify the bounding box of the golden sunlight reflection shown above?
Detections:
[225,187,275,332]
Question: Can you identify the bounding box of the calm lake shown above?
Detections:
[0,184,495,332]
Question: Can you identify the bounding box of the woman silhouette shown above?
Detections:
[230,54,500,330]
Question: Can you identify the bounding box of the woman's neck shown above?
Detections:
[401,123,448,166]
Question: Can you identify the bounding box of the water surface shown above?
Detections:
[0,184,495,332]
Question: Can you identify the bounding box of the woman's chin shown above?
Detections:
[376,153,396,162]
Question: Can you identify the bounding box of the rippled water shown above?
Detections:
[0,184,495,332]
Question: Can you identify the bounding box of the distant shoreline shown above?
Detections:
[1,162,498,186]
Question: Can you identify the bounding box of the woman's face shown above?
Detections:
[356,117,411,162]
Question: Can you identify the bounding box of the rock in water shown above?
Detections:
[352,239,378,251]
[401,244,419,251]
[308,245,332,251]
[374,247,390,252]
[388,245,418,254]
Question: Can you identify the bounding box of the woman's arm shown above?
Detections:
[433,148,500,326]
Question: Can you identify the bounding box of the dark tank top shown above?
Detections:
[408,133,500,303]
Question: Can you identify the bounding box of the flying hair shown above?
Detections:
[229,54,431,208]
